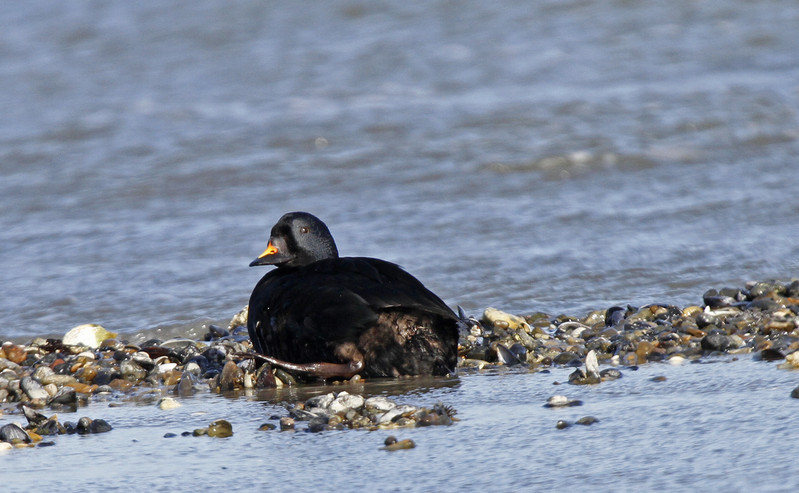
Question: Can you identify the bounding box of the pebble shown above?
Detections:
[544,395,583,408]
[0,423,31,444]
[329,391,365,414]
[62,324,117,349]
[21,377,50,401]
[157,397,182,410]
[365,396,396,412]
[382,438,416,451]
[207,419,233,438]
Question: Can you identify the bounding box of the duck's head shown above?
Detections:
[249,212,339,268]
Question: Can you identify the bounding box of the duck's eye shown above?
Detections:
[299,226,310,234]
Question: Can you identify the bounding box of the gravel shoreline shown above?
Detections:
[2,278,798,448]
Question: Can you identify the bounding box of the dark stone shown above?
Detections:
[22,405,49,426]
[0,423,31,443]
[204,325,230,341]
[36,419,63,436]
[604,306,627,327]
[599,368,623,380]
[553,351,582,366]
[703,289,736,308]
[576,416,599,425]
[92,369,119,386]
[76,417,93,434]
[51,386,77,405]
[202,347,227,366]
[113,350,130,362]
[90,419,112,434]
[747,298,779,311]
[701,332,732,352]
[760,348,785,361]
[695,312,719,329]
[791,386,799,399]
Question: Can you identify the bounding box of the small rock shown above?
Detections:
[207,419,233,438]
[496,344,524,366]
[667,355,686,365]
[0,423,31,444]
[21,377,50,401]
[306,393,336,410]
[279,417,295,431]
[365,396,396,412]
[599,368,623,381]
[90,419,112,433]
[482,307,530,330]
[63,324,117,349]
[382,438,415,451]
[556,420,571,429]
[217,360,244,391]
[378,405,417,425]
[76,417,94,434]
[544,395,583,408]
[157,397,182,410]
[2,343,27,364]
[329,391,365,414]
[701,332,732,352]
[576,416,599,425]
[119,360,147,382]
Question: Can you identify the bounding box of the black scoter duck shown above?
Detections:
[247,212,460,379]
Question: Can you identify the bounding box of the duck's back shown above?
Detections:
[247,257,459,377]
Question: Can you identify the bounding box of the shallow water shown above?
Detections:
[2,358,797,491]
[1,0,799,490]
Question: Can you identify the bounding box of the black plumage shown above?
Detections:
[247,212,459,379]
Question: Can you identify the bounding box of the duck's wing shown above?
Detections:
[247,257,456,360]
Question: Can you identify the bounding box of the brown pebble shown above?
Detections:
[650,376,667,382]
[162,369,182,386]
[217,360,243,391]
[382,438,415,451]
[207,419,233,438]
[67,382,95,394]
[685,327,706,338]
[109,379,134,392]
[279,417,295,431]
[78,365,98,383]
[3,343,27,364]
